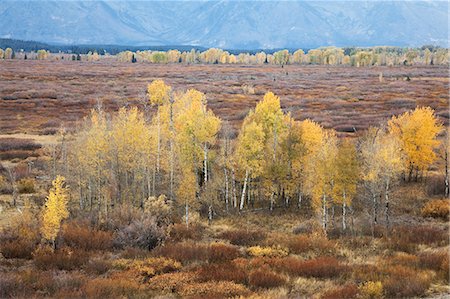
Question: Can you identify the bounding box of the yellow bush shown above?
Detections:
[247,245,289,258]
[178,281,251,297]
[359,281,383,299]
[112,257,181,278]
[421,199,449,220]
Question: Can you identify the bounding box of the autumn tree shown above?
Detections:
[388,107,442,181]
[174,89,221,225]
[360,127,404,233]
[41,175,69,248]
[333,139,358,231]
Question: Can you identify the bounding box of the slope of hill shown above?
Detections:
[0,1,448,49]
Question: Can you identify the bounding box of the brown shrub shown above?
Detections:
[62,222,113,251]
[421,199,449,220]
[84,258,111,275]
[219,229,266,246]
[0,239,37,259]
[321,284,359,299]
[0,138,41,151]
[17,178,36,193]
[248,266,287,289]
[120,246,152,259]
[168,222,204,242]
[352,264,384,284]
[33,246,89,271]
[387,225,448,252]
[0,273,22,298]
[383,265,432,298]
[153,241,209,263]
[418,251,449,281]
[208,242,240,262]
[196,262,248,284]
[114,216,165,250]
[389,252,419,267]
[83,278,142,298]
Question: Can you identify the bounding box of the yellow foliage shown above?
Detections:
[41,175,69,243]
[147,79,171,106]
[247,245,289,258]
[388,106,442,172]
[359,281,383,299]
[112,257,181,278]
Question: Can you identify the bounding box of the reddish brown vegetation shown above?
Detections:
[321,284,359,299]
[62,222,113,251]
[248,266,287,288]
[1,61,447,136]
[219,229,266,246]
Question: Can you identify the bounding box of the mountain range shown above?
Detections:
[0,1,448,49]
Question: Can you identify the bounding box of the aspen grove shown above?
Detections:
[61,80,444,233]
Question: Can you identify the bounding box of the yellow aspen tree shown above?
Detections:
[174,89,221,225]
[72,109,109,211]
[299,119,324,208]
[111,107,151,206]
[234,119,265,210]
[251,92,286,210]
[279,115,304,207]
[147,80,172,173]
[309,130,338,232]
[388,106,443,181]
[41,175,69,248]
[333,139,358,231]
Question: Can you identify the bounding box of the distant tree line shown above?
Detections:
[116,46,449,66]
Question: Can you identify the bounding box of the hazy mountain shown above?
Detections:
[0,1,448,49]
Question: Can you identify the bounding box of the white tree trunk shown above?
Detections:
[203,143,208,185]
[224,168,229,212]
[240,170,248,210]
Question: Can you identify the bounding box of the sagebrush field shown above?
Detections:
[0,59,449,299]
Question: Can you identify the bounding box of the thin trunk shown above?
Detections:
[240,170,248,210]
[224,168,229,212]
[270,192,274,211]
[169,98,174,200]
[298,189,302,209]
[204,143,208,185]
[208,205,213,225]
[445,150,449,197]
[156,109,161,172]
[342,191,347,231]
[385,179,390,234]
[232,169,237,208]
[322,194,327,232]
[185,201,189,228]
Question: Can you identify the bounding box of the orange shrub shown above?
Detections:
[219,229,266,246]
[148,272,197,293]
[178,281,251,297]
[62,222,113,251]
[83,278,142,298]
[421,199,449,220]
[208,242,241,262]
[248,266,287,288]
[33,246,89,271]
[270,256,348,279]
[383,265,432,298]
[153,241,209,262]
[196,262,248,284]
[321,284,359,299]
[286,233,335,254]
